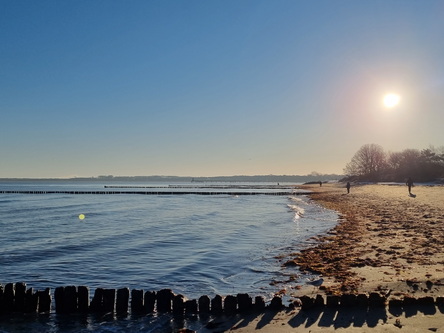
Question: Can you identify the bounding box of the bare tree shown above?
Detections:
[344,144,387,180]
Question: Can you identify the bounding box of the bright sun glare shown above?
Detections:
[383,93,401,108]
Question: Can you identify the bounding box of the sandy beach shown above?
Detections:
[203,183,444,332]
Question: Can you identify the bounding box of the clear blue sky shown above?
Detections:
[1,0,443,178]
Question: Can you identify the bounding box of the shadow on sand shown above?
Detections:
[202,302,444,331]
[288,306,387,329]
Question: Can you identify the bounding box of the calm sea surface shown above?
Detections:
[0,181,338,332]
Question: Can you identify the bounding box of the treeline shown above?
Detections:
[344,144,444,182]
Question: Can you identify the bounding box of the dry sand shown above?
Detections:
[202,183,444,332]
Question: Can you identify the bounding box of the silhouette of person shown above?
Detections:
[406,177,413,194]
[346,182,351,194]
[319,181,322,187]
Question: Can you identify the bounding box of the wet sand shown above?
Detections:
[203,183,444,332]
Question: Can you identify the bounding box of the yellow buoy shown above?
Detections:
[79,214,85,220]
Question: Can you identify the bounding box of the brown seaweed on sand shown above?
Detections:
[284,184,444,296]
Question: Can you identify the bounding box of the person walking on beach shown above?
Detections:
[406,177,413,194]
[346,182,351,194]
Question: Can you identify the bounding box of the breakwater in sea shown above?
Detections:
[0,282,269,315]
[2,282,444,317]
[0,190,307,195]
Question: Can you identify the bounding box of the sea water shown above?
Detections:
[0,181,338,332]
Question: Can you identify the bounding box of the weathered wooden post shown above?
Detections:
[269,296,283,310]
[254,296,265,312]
[78,286,89,313]
[37,288,51,313]
[184,299,198,314]
[90,288,104,313]
[116,288,129,315]
[131,289,144,314]
[14,282,26,312]
[144,291,156,313]
[237,293,252,313]
[103,289,116,313]
[55,286,65,314]
[64,286,78,313]
[157,289,174,313]
[224,295,237,315]
[24,288,38,313]
[173,294,185,315]
[198,295,210,314]
[211,295,223,314]
[4,283,14,313]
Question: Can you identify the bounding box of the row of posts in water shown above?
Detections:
[0,190,298,196]
[0,282,269,315]
[2,282,444,316]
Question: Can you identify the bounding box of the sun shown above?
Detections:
[383,93,400,108]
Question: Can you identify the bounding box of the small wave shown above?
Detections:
[287,204,305,220]
[288,196,306,204]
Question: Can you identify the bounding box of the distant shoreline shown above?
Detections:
[0,174,343,183]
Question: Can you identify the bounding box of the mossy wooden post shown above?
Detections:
[144,291,156,313]
[37,288,51,313]
[78,286,89,313]
[198,295,210,313]
[116,288,129,315]
[131,289,144,314]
